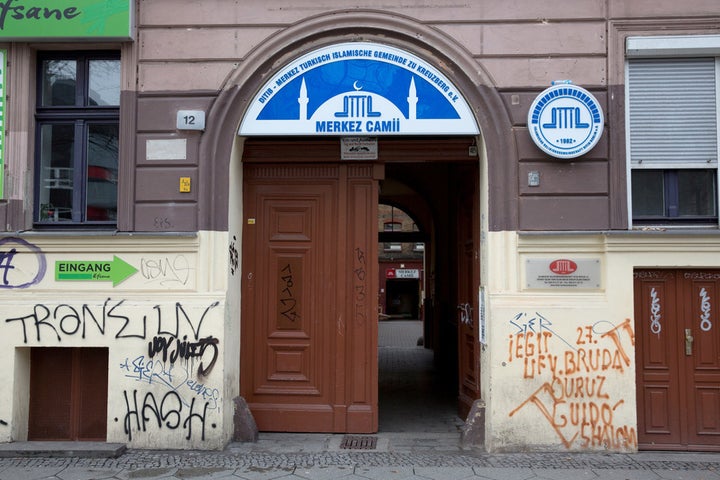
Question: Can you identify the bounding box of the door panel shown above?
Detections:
[241,163,378,433]
[29,347,108,441]
[29,348,73,440]
[634,271,681,442]
[243,179,336,430]
[344,173,379,431]
[682,273,720,446]
[635,270,720,451]
[456,166,481,420]
[76,348,109,440]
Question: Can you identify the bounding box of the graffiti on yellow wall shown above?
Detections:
[507,312,637,449]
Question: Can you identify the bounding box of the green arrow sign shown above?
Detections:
[55,255,137,286]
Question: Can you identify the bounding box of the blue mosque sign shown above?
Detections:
[239,42,479,136]
[527,82,604,159]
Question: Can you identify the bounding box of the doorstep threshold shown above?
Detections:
[0,441,126,458]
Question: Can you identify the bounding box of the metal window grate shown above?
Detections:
[339,435,378,450]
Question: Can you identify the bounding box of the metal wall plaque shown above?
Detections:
[177,110,206,131]
[341,137,377,160]
[526,258,601,289]
[527,82,604,159]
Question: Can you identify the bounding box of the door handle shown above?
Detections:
[685,328,694,356]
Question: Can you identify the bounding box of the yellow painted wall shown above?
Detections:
[483,230,720,451]
[0,231,232,450]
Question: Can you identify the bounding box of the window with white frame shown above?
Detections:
[626,36,720,226]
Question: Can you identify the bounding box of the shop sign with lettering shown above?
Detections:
[0,0,133,40]
[239,42,479,136]
[386,268,420,279]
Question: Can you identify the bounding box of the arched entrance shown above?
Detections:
[197,10,518,436]
[239,138,479,433]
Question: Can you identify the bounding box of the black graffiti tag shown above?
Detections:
[147,335,220,377]
[4,299,220,343]
[0,237,47,289]
[121,389,211,441]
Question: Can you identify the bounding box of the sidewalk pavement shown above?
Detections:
[0,432,718,480]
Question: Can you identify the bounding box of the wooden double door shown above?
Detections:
[241,162,380,432]
[634,269,720,451]
[29,347,108,441]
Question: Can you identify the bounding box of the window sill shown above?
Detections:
[519,228,720,237]
[2,230,198,238]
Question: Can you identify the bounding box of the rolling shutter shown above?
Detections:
[628,58,718,168]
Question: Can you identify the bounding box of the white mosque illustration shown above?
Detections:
[297,77,418,121]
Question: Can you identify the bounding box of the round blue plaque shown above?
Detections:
[527,83,604,159]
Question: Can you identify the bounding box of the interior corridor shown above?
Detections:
[378,320,462,433]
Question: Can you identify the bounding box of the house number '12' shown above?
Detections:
[176,110,206,131]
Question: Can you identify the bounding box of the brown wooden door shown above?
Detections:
[241,163,379,433]
[29,347,108,441]
[635,269,720,451]
[456,166,481,420]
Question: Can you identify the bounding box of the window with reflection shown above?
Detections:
[632,169,717,222]
[35,52,120,225]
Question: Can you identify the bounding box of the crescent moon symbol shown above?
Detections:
[353,81,362,91]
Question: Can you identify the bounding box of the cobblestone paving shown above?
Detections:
[378,320,423,348]
[1,446,719,470]
[0,447,718,480]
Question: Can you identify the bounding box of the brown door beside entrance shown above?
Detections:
[634,269,720,451]
[456,166,481,420]
[241,162,379,433]
[28,347,108,441]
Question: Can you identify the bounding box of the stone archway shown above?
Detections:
[198,9,517,233]
[197,9,518,437]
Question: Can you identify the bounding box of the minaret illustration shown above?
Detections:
[407,77,417,120]
[298,78,308,120]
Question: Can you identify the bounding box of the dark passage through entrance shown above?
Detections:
[378,320,461,432]
[377,157,480,432]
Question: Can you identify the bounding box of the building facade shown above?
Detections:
[0,0,718,452]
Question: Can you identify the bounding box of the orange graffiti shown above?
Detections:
[600,318,634,367]
[507,316,638,450]
[508,331,553,378]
